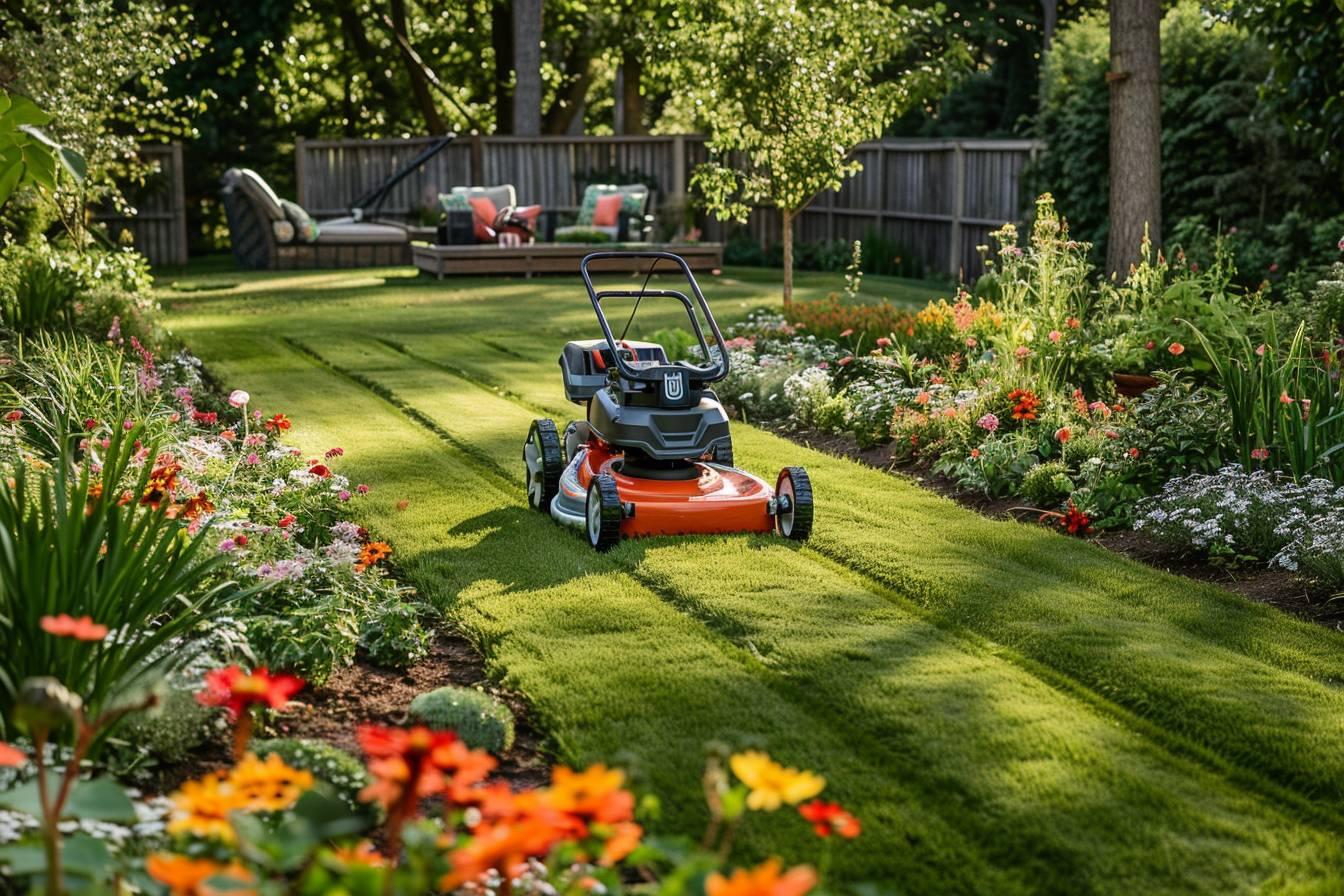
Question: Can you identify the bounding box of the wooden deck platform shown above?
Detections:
[411,241,724,279]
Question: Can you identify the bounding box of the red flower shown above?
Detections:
[838,356,854,367]
[277,514,296,528]
[235,534,249,547]
[4,410,21,422]
[1058,502,1092,537]
[1054,427,1071,443]
[191,410,218,426]
[40,614,109,642]
[325,447,344,459]
[0,742,25,766]
[307,463,332,478]
[875,337,892,348]
[799,800,861,838]
[1168,342,1185,356]
[264,413,292,432]
[140,463,180,510]
[196,666,304,720]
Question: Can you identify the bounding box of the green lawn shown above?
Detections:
[160,261,1344,893]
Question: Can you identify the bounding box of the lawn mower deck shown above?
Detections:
[523,251,813,551]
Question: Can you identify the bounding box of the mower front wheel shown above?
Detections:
[775,467,814,541]
[524,419,563,512]
[586,474,622,551]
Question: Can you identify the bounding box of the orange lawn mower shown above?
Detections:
[523,251,814,551]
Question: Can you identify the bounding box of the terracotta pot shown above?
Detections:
[1112,373,1160,397]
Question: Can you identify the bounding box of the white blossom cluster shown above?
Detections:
[1136,467,1344,586]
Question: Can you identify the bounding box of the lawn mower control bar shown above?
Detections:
[579,252,730,385]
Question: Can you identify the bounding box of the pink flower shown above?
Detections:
[228,389,250,408]
[817,361,829,370]
[976,413,1000,433]
[1048,330,1062,343]
[123,419,135,431]
[965,337,978,348]
[1280,392,1295,404]
[357,484,370,494]
[1251,447,1270,461]
[245,453,261,465]
[1145,341,1155,351]
[1269,263,1279,273]
[839,328,854,338]
[219,538,238,552]
[1014,346,1031,359]
[875,337,892,348]
[1255,344,1266,356]
[338,490,351,501]
[839,356,854,367]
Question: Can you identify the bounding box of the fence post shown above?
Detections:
[295,137,307,210]
[170,142,187,265]
[671,134,687,201]
[949,141,966,276]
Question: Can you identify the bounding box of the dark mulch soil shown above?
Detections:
[144,627,552,796]
[775,424,1344,632]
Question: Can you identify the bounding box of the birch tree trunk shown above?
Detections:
[782,208,795,304]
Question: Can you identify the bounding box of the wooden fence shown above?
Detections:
[296,135,1042,276]
[94,143,188,266]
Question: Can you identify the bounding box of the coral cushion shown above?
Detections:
[467,196,498,241]
[592,193,623,228]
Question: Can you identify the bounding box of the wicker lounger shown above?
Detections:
[221,168,411,270]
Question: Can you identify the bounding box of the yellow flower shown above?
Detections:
[729,751,825,811]
[227,752,313,812]
[167,772,240,842]
[167,754,313,842]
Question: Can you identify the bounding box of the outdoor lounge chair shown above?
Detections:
[552,184,653,242]
[438,184,542,244]
[221,168,411,270]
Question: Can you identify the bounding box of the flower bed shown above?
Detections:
[709,195,1344,593]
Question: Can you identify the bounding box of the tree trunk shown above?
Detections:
[1106,0,1162,276]
[388,0,446,133]
[491,0,514,134]
[781,208,795,304]
[511,0,543,136]
[621,50,646,135]
[543,58,594,134]
[1040,0,1058,53]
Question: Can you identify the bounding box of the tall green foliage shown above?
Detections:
[0,426,237,742]
[1033,2,1328,260]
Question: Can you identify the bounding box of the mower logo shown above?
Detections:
[663,370,685,402]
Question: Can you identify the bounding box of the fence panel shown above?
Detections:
[293,135,1042,276]
[94,143,188,266]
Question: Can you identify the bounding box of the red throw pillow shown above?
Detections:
[592,193,623,228]
[467,196,497,241]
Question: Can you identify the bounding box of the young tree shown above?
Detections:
[1106,0,1161,274]
[676,0,966,301]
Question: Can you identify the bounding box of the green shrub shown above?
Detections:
[1311,263,1344,338]
[647,327,699,362]
[0,243,79,335]
[1020,460,1075,508]
[358,599,431,669]
[408,686,515,755]
[252,737,376,817]
[553,228,612,244]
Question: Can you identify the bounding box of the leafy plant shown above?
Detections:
[0,426,237,743]
[0,244,80,336]
[0,90,84,211]
[408,686,515,755]
[358,599,431,668]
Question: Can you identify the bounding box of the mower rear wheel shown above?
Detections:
[586,474,622,551]
[775,467,814,541]
[524,419,563,512]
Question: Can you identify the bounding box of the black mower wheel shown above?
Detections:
[775,466,814,541]
[706,438,734,467]
[524,419,563,512]
[586,474,623,551]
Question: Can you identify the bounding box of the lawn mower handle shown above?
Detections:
[579,251,730,385]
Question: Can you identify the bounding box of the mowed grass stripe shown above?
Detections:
[303,336,1344,892]
[385,327,1344,807]
[178,327,1017,887]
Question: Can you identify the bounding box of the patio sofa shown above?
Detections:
[553,183,653,242]
[221,168,411,270]
[437,184,542,244]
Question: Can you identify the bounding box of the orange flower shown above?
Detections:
[545,764,635,830]
[355,541,393,572]
[326,840,386,868]
[0,742,26,766]
[141,462,181,509]
[40,613,109,642]
[440,817,563,890]
[146,854,255,896]
[1006,388,1040,421]
[180,490,215,521]
[263,413,291,432]
[599,820,643,865]
[196,666,304,720]
[1168,342,1185,356]
[706,859,817,896]
[798,800,861,838]
[356,724,473,809]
